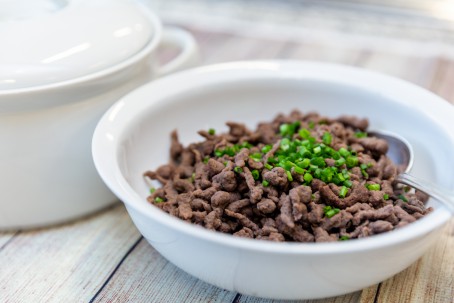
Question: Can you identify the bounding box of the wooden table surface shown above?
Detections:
[2,4,454,302]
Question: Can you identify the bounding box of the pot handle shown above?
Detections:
[155,26,199,77]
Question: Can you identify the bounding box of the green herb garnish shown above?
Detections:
[322,132,332,145]
[323,206,340,218]
[355,131,367,138]
[366,183,380,191]
[398,194,408,202]
[286,170,293,182]
[339,186,348,198]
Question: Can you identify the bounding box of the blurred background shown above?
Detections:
[141,0,454,103]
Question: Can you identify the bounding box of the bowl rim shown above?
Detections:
[92,60,453,254]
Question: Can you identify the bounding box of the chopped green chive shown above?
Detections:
[303,172,313,183]
[250,152,262,162]
[337,173,346,182]
[214,149,223,157]
[280,138,291,151]
[203,156,210,164]
[346,156,358,168]
[343,180,353,188]
[398,194,408,202]
[299,128,311,140]
[251,169,260,180]
[339,186,348,198]
[383,194,389,200]
[234,166,243,174]
[268,157,278,164]
[280,121,300,137]
[366,183,380,191]
[322,132,332,145]
[355,131,367,138]
[297,158,310,168]
[335,158,346,167]
[308,121,315,129]
[310,157,326,168]
[149,187,156,194]
[225,147,236,157]
[279,123,290,136]
[208,128,216,135]
[286,170,293,182]
[339,235,350,241]
[261,145,272,153]
[154,197,165,203]
[264,163,273,170]
[242,141,253,148]
[323,206,340,218]
[339,147,350,158]
[320,167,335,183]
[342,169,350,179]
[262,180,270,187]
[313,146,322,154]
[293,166,305,174]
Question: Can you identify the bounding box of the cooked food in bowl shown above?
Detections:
[93,61,454,299]
[144,110,431,242]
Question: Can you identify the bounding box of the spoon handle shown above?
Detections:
[396,173,454,214]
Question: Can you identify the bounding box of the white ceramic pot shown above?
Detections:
[0,0,198,229]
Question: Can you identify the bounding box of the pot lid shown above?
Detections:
[0,0,155,90]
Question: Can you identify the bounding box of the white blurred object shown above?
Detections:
[0,0,198,229]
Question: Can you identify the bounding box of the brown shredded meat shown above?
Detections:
[144,110,432,242]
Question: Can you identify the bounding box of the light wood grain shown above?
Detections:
[93,239,238,303]
[430,58,454,104]
[359,285,379,303]
[375,218,454,303]
[238,291,361,303]
[0,204,140,303]
[0,232,17,250]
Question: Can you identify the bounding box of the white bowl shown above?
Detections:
[0,1,198,229]
[92,61,454,300]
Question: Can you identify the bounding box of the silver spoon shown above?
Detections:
[370,130,454,214]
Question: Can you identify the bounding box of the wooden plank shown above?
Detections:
[232,39,294,61]
[351,51,442,92]
[93,240,237,303]
[284,42,362,65]
[237,291,361,303]
[429,57,454,105]
[0,204,141,303]
[375,218,454,303]
[202,35,265,64]
[0,232,18,250]
[359,284,379,303]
